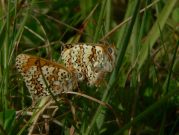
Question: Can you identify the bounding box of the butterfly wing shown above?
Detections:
[16,54,77,101]
[61,43,116,86]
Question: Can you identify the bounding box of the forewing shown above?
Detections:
[61,43,116,86]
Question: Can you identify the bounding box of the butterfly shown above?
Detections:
[16,54,77,102]
[61,43,116,86]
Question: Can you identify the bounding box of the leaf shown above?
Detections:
[0,110,16,135]
[137,0,178,71]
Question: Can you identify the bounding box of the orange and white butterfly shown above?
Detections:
[16,54,77,101]
[61,43,116,86]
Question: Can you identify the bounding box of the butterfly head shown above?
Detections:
[102,45,116,72]
[107,45,116,63]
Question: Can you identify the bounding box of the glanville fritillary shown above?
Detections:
[61,43,116,86]
[16,54,77,102]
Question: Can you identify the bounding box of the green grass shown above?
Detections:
[0,0,179,134]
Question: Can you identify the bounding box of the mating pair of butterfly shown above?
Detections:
[16,43,116,101]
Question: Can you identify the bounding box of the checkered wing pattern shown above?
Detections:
[16,54,77,101]
[61,43,116,86]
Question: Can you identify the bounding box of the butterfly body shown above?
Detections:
[16,54,77,101]
[61,43,116,86]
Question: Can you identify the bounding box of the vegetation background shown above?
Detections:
[0,0,179,134]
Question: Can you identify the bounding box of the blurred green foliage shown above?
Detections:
[0,0,179,134]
